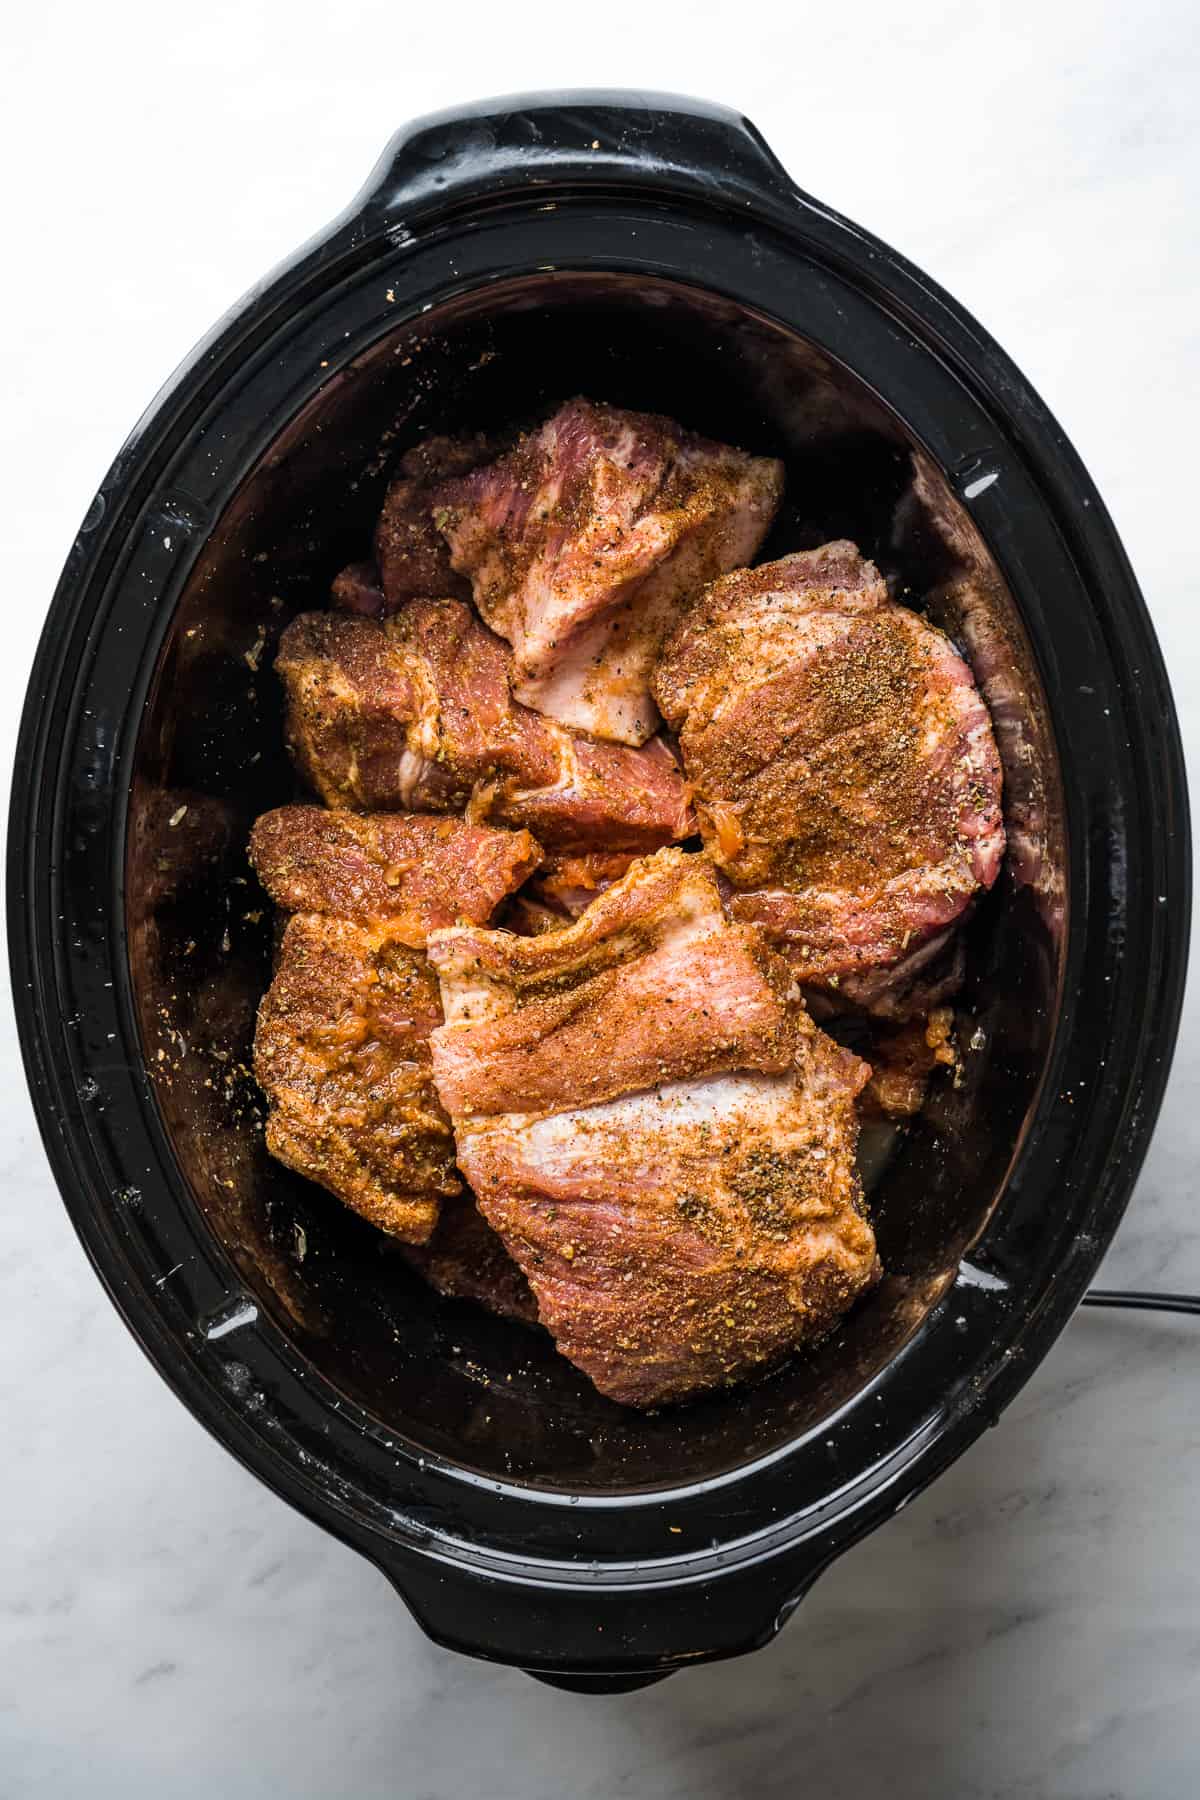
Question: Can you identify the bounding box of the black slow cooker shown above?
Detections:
[9,91,1190,1692]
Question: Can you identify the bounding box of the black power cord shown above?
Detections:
[1082,1290,1200,1317]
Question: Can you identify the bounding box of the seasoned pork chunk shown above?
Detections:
[432,398,784,745]
[455,1061,875,1407]
[329,436,499,620]
[373,433,495,611]
[653,543,1005,983]
[428,851,798,1120]
[254,915,456,1242]
[427,850,877,1406]
[277,603,694,852]
[251,809,535,1242]
[249,807,540,947]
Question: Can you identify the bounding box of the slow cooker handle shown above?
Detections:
[376,1542,832,1688]
[342,89,799,236]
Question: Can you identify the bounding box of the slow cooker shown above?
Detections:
[9,90,1190,1691]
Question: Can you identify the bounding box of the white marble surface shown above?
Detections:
[3,4,1199,1794]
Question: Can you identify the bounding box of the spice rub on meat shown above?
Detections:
[455,1062,877,1408]
[426,850,878,1406]
[329,433,498,621]
[251,810,536,1243]
[250,807,540,947]
[248,401,1009,1401]
[432,398,784,746]
[372,432,496,613]
[653,542,1006,985]
[254,914,456,1242]
[277,602,694,854]
[428,850,798,1121]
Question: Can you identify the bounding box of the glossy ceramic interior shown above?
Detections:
[125,272,1065,1491]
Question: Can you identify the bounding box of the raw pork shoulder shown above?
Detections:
[254,914,457,1243]
[251,809,534,1242]
[432,398,784,745]
[653,543,1005,983]
[427,850,877,1406]
[330,435,497,620]
[373,433,495,611]
[276,602,694,852]
[250,807,539,947]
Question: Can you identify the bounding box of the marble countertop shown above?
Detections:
[3,6,1198,1794]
